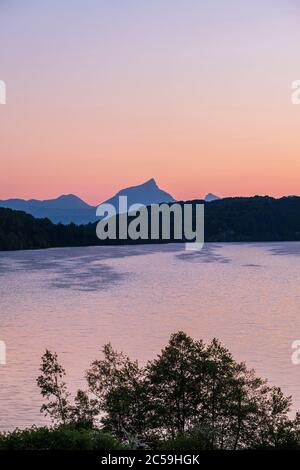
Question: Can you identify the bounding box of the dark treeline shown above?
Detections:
[0,207,98,251]
[1,196,300,250]
[1,332,300,450]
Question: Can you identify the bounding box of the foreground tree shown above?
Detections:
[37,333,300,449]
[70,390,100,429]
[37,350,71,425]
[86,343,149,441]
[146,332,207,438]
[253,386,298,448]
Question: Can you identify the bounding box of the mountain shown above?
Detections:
[205,193,220,202]
[103,178,176,211]
[3,196,300,251]
[0,179,176,224]
[0,195,96,225]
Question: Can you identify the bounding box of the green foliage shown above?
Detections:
[70,390,100,429]
[0,426,125,450]
[0,208,98,251]
[159,427,213,451]
[33,333,300,450]
[84,332,300,449]
[3,195,300,251]
[146,332,208,438]
[37,350,72,425]
[86,343,148,441]
[204,196,300,242]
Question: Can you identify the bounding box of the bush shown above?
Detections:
[159,427,214,451]
[159,435,207,451]
[34,332,300,450]
[0,425,126,450]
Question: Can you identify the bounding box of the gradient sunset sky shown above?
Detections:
[1,0,300,204]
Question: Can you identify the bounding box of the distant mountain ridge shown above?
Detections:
[1,194,92,210]
[2,195,300,251]
[0,194,96,225]
[0,179,176,225]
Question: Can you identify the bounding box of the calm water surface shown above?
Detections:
[0,242,300,430]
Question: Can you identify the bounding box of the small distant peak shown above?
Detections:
[205,193,220,202]
[50,194,91,209]
[57,194,78,200]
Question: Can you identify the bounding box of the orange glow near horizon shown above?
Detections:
[1,1,300,205]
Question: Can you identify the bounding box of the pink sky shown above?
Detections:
[1,0,300,204]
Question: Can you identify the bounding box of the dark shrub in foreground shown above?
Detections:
[0,426,125,450]
[32,332,300,450]
[159,429,212,451]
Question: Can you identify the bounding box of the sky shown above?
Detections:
[0,0,300,204]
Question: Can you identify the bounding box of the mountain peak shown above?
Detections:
[0,179,176,224]
[56,194,81,202]
[205,193,220,202]
[143,178,158,187]
[103,178,176,208]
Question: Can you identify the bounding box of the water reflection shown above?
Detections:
[1,242,300,431]
[267,242,300,257]
[0,244,182,292]
[176,244,231,264]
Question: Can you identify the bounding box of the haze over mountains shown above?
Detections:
[0,178,220,224]
[0,179,186,225]
[0,194,95,225]
[2,195,300,251]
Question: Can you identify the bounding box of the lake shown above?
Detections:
[0,242,300,431]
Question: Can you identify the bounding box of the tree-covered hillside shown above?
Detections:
[1,196,300,250]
